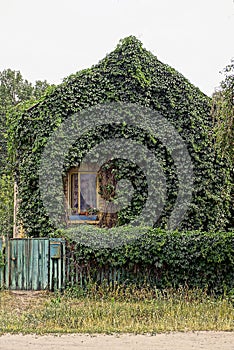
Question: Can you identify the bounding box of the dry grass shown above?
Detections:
[0,286,233,334]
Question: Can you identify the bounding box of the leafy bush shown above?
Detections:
[61,226,234,294]
[0,174,13,237]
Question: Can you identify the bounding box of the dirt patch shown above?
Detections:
[0,291,49,315]
[0,332,234,350]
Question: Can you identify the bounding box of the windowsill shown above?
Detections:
[68,214,99,225]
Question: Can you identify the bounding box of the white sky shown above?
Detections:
[0,0,233,96]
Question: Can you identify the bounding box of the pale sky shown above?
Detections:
[0,0,233,96]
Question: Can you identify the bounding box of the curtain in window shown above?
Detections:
[80,173,97,211]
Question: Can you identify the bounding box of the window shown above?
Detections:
[68,169,99,223]
[70,172,97,214]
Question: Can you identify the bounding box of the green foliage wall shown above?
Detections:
[212,59,234,162]
[63,226,234,294]
[8,36,232,236]
[0,174,13,237]
[0,69,51,237]
[0,69,50,173]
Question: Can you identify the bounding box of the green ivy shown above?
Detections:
[0,174,13,237]
[8,36,232,236]
[0,250,4,268]
[60,226,234,294]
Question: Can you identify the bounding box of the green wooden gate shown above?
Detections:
[0,238,65,291]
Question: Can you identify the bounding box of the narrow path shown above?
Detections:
[0,332,234,350]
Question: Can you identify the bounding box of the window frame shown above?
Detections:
[67,169,100,224]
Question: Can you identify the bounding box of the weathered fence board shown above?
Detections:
[1,238,65,291]
[6,238,49,290]
[0,238,4,288]
[0,237,138,291]
[49,239,66,291]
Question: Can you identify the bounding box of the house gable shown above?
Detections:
[10,36,231,237]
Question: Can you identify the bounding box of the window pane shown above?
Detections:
[80,173,97,211]
[71,173,78,213]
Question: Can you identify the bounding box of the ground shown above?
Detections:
[1,291,233,349]
[1,332,234,350]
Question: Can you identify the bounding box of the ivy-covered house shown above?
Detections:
[9,36,231,238]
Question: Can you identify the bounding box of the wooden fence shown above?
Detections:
[0,237,152,291]
[0,237,131,291]
[0,238,65,291]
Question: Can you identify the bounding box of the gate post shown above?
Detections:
[0,238,3,288]
[49,238,66,291]
[0,238,9,289]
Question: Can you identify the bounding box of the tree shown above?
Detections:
[34,80,51,100]
[211,59,234,229]
[0,69,50,173]
[0,69,50,237]
[212,59,234,163]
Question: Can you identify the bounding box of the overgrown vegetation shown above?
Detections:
[0,174,13,236]
[0,251,4,269]
[0,69,50,237]
[0,69,50,174]
[58,226,234,294]
[0,286,233,334]
[211,59,234,228]
[212,59,234,163]
[8,36,232,237]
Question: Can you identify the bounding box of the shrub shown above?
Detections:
[60,226,234,294]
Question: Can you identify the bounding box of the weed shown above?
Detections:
[0,285,233,334]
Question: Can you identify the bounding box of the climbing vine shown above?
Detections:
[60,226,234,294]
[8,36,232,236]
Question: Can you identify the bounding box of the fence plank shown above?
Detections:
[5,238,49,290]
[0,239,3,288]
[49,238,66,291]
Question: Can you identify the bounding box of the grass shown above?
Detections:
[0,284,233,334]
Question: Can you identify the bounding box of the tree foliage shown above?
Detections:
[211,59,234,228]
[0,174,13,236]
[0,69,50,236]
[212,59,234,163]
[0,69,50,172]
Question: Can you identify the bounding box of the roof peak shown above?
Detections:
[116,36,143,47]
